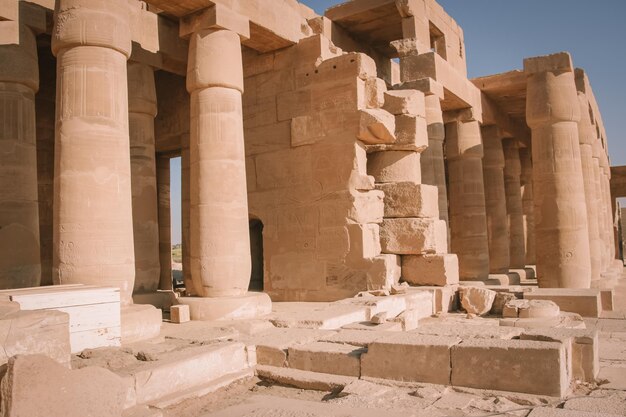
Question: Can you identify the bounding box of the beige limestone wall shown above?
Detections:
[0,24,41,289]
[243,35,399,301]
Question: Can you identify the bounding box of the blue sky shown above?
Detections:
[169,0,626,244]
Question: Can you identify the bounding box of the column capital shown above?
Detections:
[0,23,38,91]
[523,52,574,75]
[52,0,132,58]
[128,62,157,117]
[179,4,250,40]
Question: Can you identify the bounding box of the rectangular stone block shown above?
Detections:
[253,328,332,367]
[402,254,459,286]
[380,218,448,255]
[375,182,438,219]
[170,305,190,324]
[361,334,460,384]
[600,289,614,311]
[523,289,602,318]
[451,339,569,397]
[288,342,365,377]
[383,90,425,116]
[394,114,428,150]
[367,150,421,184]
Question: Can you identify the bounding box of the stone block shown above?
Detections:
[253,328,333,367]
[520,328,599,383]
[121,304,162,344]
[527,407,622,417]
[380,218,447,255]
[288,341,365,377]
[394,114,429,150]
[451,339,569,397]
[459,286,496,316]
[170,305,190,324]
[365,77,386,109]
[367,151,421,183]
[383,90,425,116]
[503,299,560,319]
[361,334,460,384]
[402,254,459,286]
[600,289,614,311]
[256,365,356,392]
[523,289,602,318]
[375,182,438,218]
[491,292,517,315]
[357,109,396,145]
[1,355,128,417]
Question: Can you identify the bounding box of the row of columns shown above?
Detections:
[0,0,257,313]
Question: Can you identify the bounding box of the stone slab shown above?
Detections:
[524,289,602,318]
[249,328,334,367]
[270,303,369,329]
[288,341,365,377]
[176,292,272,321]
[256,365,356,391]
[527,407,622,417]
[121,304,162,345]
[414,323,523,340]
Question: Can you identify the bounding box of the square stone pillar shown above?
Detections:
[176,6,271,320]
[0,23,41,288]
[525,52,591,288]
[481,126,510,274]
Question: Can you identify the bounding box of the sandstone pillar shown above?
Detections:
[156,156,172,291]
[445,118,490,280]
[52,0,136,303]
[180,136,196,294]
[519,147,536,265]
[0,24,41,288]
[577,93,602,284]
[592,141,609,273]
[128,62,160,295]
[421,94,448,225]
[600,151,616,263]
[481,126,509,274]
[502,139,526,269]
[178,10,271,320]
[525,53,591,288]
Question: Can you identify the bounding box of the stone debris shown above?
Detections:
[459,287,497,316]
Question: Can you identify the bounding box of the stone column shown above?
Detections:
[0,24,41,288]
[156,155,172,291]
[128,62,160,295]
[519,147,536,265]
[592,141,609,273]
[445,118,490,280]
[600,151,616,263]
[52,0,136,303]
[180,136,196,294]
[178,10,271,320]
[577,92,602,284]
[525,53,591,288]
[481,126,509,274]
[421,94,448,225]
[502,139,526,269]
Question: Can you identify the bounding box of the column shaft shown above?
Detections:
[421,94,448,224]
[519,147,536,265]
[128,62,160,294]
[481,126,509,273]
[591,145,609,272]
[187,29,251,297]
[52,0,135,303]
[156,155,172,290]
[181,138,196,294]
[502,139,526,269]
[0,24,41,288]
[445,119,490,280]
[525,54,591,288]
[577,93,602,283]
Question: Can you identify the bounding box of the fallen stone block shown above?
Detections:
[520,328,599,382]
[0,355,128,417]
[491,292,518,315]
[169,305,190,324]
[524,289,602,318]
[459,287,496,316]
[361,334,460,384]
[380,218,447,255]
[402,254,459,286]
[375,182,438,218]
[451,339,569,397]
[288,341,365,377]
[503,299,560,319]
[256,365,356,391]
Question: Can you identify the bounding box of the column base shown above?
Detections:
[177,292,272,321]
[133,290,178,310]
[121,304,162,344]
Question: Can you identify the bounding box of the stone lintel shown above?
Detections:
[0,1,47,46]
[0,0,18,22]
[395,77,444,99]
[523,52,574,75]
[180,4,250,40]
[442,107,479,124]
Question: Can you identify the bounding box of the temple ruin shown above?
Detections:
[0,0,625,415]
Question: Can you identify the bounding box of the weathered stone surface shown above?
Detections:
[402,254,459,286]
[503,299,560,319]
[357,109,396,144]
[288,341,365,377]
[375,182,438,219]
[383,90,425,116]
[367,151,421,183]
[0,355,128,417]
[524,289,602,318]
[491,292,518,315]
[459,287,497,316]
[380,218,448,255]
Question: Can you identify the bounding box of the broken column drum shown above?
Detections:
[525,55,591,288]
[0,24,41,289]
[51,0,136,303]
[186,29,252,297]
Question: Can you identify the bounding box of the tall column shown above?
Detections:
[481,126,509,274]
[577,92,602,284]
[600,151,616,263]
[0,24,41,288]
[421,94,449,225]
[525,53,591,288]
[502,139,526,269]
[128,62,160,295]
[180,136,196,294]
[519,147,536,265]
[52,0,135,303]
[445,117,490,280]
[156,155,172,291]
[592,140,609,273]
